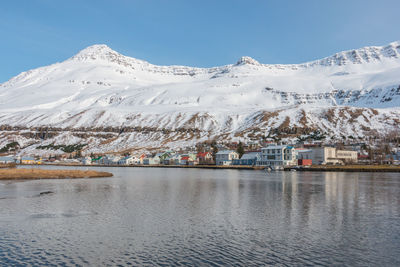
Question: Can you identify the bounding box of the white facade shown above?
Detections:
[309,147,358,165]
[216,150,239,165]
[336,150,358,163]
[143,156,160,165]
[258,145,297,166]
[118,156,138,165]
[82,156,92,165]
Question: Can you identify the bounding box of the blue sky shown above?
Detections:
[1,0,399,82]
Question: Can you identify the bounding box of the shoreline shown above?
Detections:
[20,163,265,170]
[17,163,400,172]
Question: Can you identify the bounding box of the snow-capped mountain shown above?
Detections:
[0,41,399,154]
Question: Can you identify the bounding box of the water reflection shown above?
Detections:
[0,167,399,266]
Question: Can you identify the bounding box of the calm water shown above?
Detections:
[0,166,399,266]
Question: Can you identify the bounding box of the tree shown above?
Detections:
[75,150,82,158]
[236,141,245,158]
[211,140,218,164]
[196,142,204,153]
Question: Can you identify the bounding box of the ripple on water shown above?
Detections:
[0,169,399,266]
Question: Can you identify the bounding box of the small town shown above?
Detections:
[2,139,399,170]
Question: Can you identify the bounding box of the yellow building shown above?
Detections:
[21,157,36,164]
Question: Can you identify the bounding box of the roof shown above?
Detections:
[0,156,14,161]
[21,156,35,160]
[240,152,260,160]
[121,156,135,160]
[216,150,237,154]
[197,152,211,158]
[297,149,312,153]
[263,145,293,149]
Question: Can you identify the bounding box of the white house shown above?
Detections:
[118,156,139,165]
[82,156,92,165]
[258,145,297,166]
[167,154,182,165]
[215,150,239,165]
[143,156,161,165]
[196,152,213,165]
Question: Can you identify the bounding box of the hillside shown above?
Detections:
[0,42,399,154]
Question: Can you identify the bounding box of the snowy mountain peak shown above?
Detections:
[305,41,400,67]
[382,41,400,57]
[236,56,260,66]
[70,44,121,61]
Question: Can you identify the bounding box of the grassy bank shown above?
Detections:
[0,168,113,180]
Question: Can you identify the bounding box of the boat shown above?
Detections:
[265,165,284,171]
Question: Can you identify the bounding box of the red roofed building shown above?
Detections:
[196,152,213,165]
[180,155,196,165]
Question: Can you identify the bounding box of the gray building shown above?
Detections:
[258,145,297,166]
[233,152,260,166]
[216,150,239,165]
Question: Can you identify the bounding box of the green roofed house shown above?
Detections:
[91,156,103,164]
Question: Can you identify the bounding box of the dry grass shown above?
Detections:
[99,136,119,145]
[260,111,279,123]
[0,163,16,169]
[324,108,336,124]
[278,116,291,130]
[0,168,113,180]
[299,110,308,126]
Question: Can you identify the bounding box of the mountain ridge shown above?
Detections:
[67,41,400,68]
[2,40,400,89]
